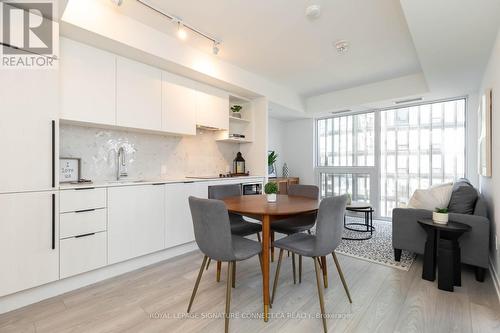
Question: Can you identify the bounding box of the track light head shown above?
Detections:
[110,0,123,6]
[177,22,187,40]
[212,42,220,55]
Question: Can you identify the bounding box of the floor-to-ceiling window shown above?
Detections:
[316,98,466,219]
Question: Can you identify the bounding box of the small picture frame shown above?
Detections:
[59,157,81,183]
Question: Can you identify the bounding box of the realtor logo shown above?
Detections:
[1,1,56,68]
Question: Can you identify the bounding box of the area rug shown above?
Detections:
[335,216,416,271]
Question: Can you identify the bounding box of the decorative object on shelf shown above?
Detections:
[433,207,449,225]
[230,104,242,118]
[268,150,278,178]
[264,182,278,203]
[233,152,246,174]
[59,157,81,183]
[478,88,492,177]
[229,133,246,138]
[282,162,289,178]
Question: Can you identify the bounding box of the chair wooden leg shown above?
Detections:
[271,249,284,304]
[257,232,261,243]
[332,252,352,303]
[313,257,328,333]
[271,231,275,262]
[258,253,263,273]
[299,255,302,283]
[232,262,236,288]
[292,253,297,284]
[225,261,233,333]
[187,255,208,313]
[216,261,222,282]
[321,256,328,288]
[205,258,211,270]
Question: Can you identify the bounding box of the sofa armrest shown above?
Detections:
[448,213,490,268]
[392,208,432,254]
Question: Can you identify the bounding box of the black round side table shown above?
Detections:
[417,219,471,292]
[342,204,375,241]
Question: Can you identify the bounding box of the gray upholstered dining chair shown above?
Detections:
[207,184,262,284]
[187,196,262,333]
[271,194,351,333]
[271,184,319,284]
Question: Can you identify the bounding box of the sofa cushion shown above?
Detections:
[407,183,453,210]
[448,179,478,215]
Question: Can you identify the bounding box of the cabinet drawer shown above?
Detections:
[60,208,107,239]
[60,188,106,213]
[60,232,107,279]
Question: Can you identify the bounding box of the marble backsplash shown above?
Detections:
[60,124,240,182]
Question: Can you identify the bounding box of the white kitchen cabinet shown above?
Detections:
[165,182,208,248]
[162,77,197,135]
[116,57,162,131]
[108,185,165,264]
[196,90,229,130]
[0,191,59,297]
[60,232,107,279]
[60,38,116,125]
[0,48,58,194]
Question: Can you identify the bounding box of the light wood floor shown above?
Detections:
[1,251,499,333]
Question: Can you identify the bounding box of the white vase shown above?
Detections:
[432,212,449,224]
[267,193,277,203]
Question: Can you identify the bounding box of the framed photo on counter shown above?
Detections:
[60,157,81,183]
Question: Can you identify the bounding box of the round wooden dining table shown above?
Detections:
[222,194,319,322]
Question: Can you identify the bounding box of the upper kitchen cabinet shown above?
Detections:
[195,89,229,130]
[60,38,116,125]
[116,57,162,131]
[0,47,58,194]
[162,74,197,136]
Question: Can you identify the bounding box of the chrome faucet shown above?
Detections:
[117,146,128,180]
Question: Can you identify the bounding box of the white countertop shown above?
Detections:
[59,175,265,190]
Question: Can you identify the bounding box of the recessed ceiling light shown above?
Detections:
[334,40,349,54]
[305,5,321,20]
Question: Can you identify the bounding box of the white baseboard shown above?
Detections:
[0,242,198,314]
[489,256,500,304]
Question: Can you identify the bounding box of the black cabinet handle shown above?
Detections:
[51,193,55,250]
[75,208,96,213]
[51,120,55,188]
[75,187,96,191]
[75,233,95,238]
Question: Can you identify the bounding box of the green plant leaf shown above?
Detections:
[264,182,278,194]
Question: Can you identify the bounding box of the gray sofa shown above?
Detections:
[392,181,490,281]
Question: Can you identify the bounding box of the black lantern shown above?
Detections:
[233,152,245,174]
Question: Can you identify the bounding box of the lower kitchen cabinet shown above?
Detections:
[0,191,59,297]
[108,185,165,264]
[165,182,208,248]
[60,232,107,278]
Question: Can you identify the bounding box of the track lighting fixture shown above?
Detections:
[212,41,220,55]
[136,0,221,55]
[110,0,123,6]
[177,22,187,40]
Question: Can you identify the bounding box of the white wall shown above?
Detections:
[478,26,500,288]
[268,118,286,176]
[282,119,315,185]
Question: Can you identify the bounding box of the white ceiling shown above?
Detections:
[117,0,422,98]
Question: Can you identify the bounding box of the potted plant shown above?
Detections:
[230,105,242,118]
[264,182,278,203]
[268,151,278,177]
[433,207,449,224]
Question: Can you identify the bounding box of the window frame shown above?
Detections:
[314,97,468,220]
